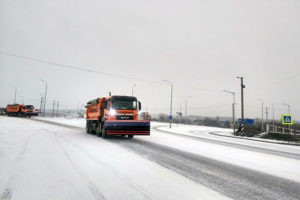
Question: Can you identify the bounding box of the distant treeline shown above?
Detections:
[151,113,230,128]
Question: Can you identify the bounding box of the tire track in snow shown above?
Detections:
[1,128,48,200]
[0,189,11,200]
[54,132,157,200]
[52,131,106,200]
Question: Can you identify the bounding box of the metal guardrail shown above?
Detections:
[266,124,300,135]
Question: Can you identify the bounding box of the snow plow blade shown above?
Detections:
[104,120,150,135]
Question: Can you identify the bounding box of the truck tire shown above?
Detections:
[101,124,107,139]
[96,122,102,137]
[128,135,134,139]
[86,121,91,134]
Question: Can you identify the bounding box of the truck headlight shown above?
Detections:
[109,109,116,116]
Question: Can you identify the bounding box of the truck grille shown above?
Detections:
[116,115,134,120]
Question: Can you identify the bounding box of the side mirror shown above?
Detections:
[138,102,141,111]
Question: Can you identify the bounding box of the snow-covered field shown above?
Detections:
[1,116,300,200]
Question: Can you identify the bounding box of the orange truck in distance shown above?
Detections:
[6,104,38,117]
[86,95,150,138]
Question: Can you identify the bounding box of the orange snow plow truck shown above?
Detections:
[86,95,150,138]
[6,104,38,117]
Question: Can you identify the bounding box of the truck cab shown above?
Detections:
[104,96,141,121]
[21,105,38,117]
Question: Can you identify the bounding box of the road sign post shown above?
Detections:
[168,115,173,127]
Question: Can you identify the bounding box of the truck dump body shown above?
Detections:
[86,95,150,138]
[6,104,22,116]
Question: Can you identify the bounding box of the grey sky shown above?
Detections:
[1,0,300,120]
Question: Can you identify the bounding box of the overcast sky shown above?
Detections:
[1,0,300,120]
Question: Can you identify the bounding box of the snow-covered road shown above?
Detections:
[1,116,300,200]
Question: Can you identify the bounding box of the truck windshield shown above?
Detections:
[25,105,34,109]
[112,101,137,110]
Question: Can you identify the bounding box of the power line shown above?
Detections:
[0,51,222,92]
[0,51,151,81]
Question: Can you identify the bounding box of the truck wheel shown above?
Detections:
[128,135,134,139]
[86,122,91,134]
[96,122,102,137]
[101,125,107,139]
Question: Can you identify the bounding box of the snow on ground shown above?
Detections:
[156,121,298,143]
[34,116,86,128]
[0,116,230,200]
[154,122,300,155]
[29,117,300,183]
[147,128,300,182]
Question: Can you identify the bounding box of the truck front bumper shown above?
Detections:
[104,120,150,135]
[23,112,39,116]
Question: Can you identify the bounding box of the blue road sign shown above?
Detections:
[238,118,254,126]
[179,112,182,117]
[168,115,173,120]
[221,121,229,125]
[282,115,293,125]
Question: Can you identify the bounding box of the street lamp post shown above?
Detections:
[180,101,185,125]
[282,103,291,115]
[40,79,47,117]
[185,96,192,117]
[10,85,17,104]
[39,94,43,115]
[283,103,291,128]
[163,79,173,128]
[258,98,264,132]
[132,84,136,96]
[223,90,236,134]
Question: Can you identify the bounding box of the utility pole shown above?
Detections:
[258,98,264,132]
[10,85,17,104]
[77,101,79,114]
[236,77,245,134]
[266,106,268,125]
[163,79,173,128]
[52,100,55,117]
[40,79,47,117]
[223,90,236,134]
[272,104,275,132]
[132,84,136,96]
[185,96,192,116]
[56,101,59,117]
